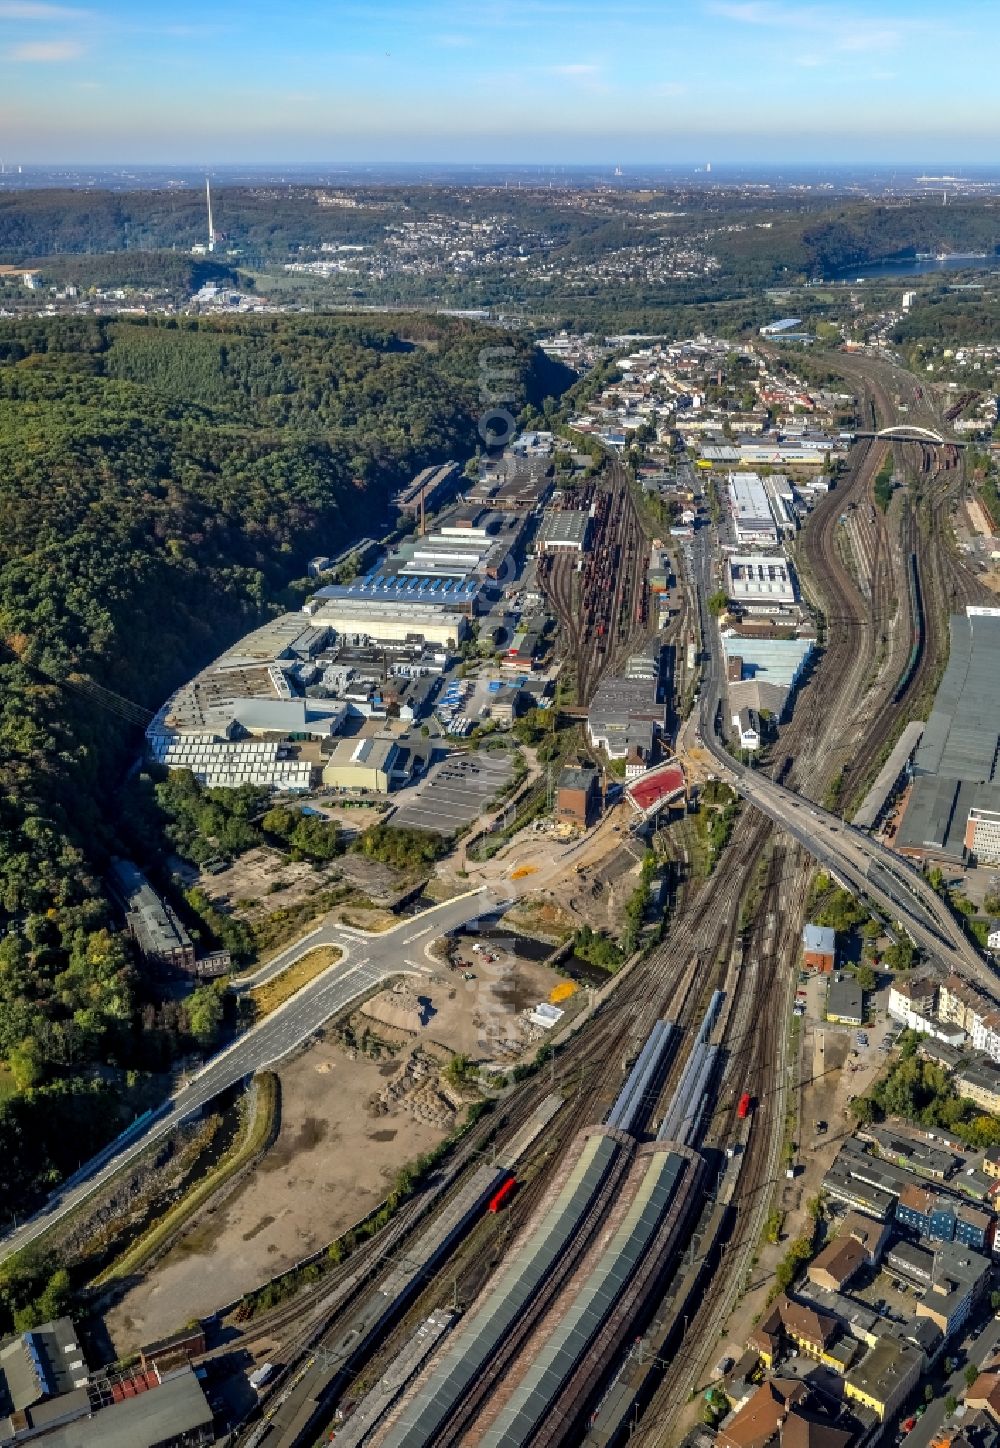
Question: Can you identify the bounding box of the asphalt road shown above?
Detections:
[685,524,988,986]
[0,886,511,1267]
[903,1314,1000,1447]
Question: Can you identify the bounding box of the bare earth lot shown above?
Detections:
[104,1034,447,1352]
[104,945,572,1352]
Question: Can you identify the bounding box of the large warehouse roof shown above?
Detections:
[481,1148,691,1447]
[913,611,1000,784]
[380,1131,624,1448]
[721,633,813,690]
[537,510,590,550]
[897,609,1000,860]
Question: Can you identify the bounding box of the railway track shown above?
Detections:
[633,845,811,1443]
[539,461,650,706]
[267,803,780,1444]
[238,355,974,1446]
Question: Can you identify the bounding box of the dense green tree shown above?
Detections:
[0,311,558,1216]
[185,984,224,1048]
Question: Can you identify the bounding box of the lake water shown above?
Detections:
[829,254,1000,281]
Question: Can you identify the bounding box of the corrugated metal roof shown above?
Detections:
[379,1132,624,1448]
[481,1150,688,1447]
[914,614,1000,783]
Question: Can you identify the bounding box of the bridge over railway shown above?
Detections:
[852,425,966,445]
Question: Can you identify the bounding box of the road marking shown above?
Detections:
[404,927,433,943]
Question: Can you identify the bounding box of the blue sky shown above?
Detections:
[0,0,996,164]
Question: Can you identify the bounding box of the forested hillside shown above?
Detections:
[0,314,567,1225]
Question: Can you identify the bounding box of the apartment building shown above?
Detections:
[845,1337,922,1421]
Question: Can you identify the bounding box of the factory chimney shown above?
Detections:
[206,177,215,252]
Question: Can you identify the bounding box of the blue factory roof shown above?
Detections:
[313,575,484,605]
[722,634,814,690]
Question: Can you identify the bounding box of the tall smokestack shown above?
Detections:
[206,177,215,251]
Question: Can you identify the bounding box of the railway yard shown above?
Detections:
[11,347,1000,1448]
[232,361,950,1442]
[538,460,652,704]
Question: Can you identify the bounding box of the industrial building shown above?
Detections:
[465,467,552,512]
[896,607,1000,866]
[725,554,797,612]
[535,508,591,553]
[394,461,461,518]
[802,923,836,972]
[737,440,829,465]
[555,764,602,828]
[826,977,864,1025]
[110,860,196,974]
[391,510,528,582]
[109,860,229,977]
[308,593,470,650]
[373,1128,704,1448]
[853,720,925,831]
[0,1319,214,1448]
[722,632,814,722]
[728,473,778,548]
[0,1319,87,1420]
[148,736,314,792]
[587,650,666,765]
[322,737,420,794]
[759,317,803,336]
[147,599,452,792]
[647,546,670,594]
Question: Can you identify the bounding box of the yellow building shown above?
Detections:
[747,1295,855,1374]
[845,1338,922,1421]
[321,737,408,794]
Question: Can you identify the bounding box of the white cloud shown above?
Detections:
[549,62,600,75]
[7,37,82,58]
[706,0,927,54]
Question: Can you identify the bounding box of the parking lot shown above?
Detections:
[389,750,515,835]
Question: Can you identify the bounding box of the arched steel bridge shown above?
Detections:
[853,425,964,445]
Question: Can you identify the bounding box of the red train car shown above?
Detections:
[488,1177,517,1213]
[737,1092,752,1121]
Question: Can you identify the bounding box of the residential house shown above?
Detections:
[747,1294,856,1373]
[807,1236,866,1293]
[895,1184,992,1252]
[967,1369,1000,1425]
[866,1126,956,1182]
[716,1377,810,1448]
[838,1210,890,1265]
[938,976,1000,1064]
[956,1060,1000,1115]
[887,977,942,1036]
